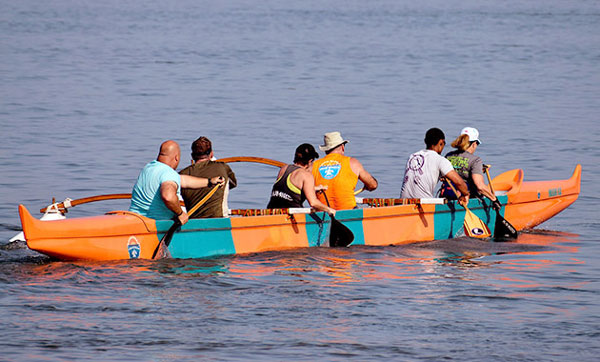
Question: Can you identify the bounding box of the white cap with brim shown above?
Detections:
[461,127,482,144]
[319,131,349,152]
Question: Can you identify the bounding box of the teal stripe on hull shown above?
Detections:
[433,202,464,239]
[157,218,236,259]
[305,212,328,247]
[305,209,365,247]
[433,196,508,239]
[153,195,510,259]
[336,208,365,246]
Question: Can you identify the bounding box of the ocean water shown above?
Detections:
[1,0,599,360]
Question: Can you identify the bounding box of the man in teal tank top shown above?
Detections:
[129,140,225,224]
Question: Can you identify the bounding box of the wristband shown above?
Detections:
[208,178,214,187]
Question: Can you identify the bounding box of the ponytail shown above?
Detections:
[451,134,471,151]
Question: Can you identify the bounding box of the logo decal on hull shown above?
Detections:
[128,236,141,259]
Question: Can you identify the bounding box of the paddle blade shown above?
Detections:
[463,208,491,238]
[494,211,518,241]
[152,220,180,259]
[153,240,172,259]
[330,216,354,247]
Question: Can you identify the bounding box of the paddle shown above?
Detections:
[152,183,222,259]
[186,183,223,217]
[446,181,491,238]
[329,215,355,247]
[318,191,354,247]
[484,166,518,240]
[151,218,180,259]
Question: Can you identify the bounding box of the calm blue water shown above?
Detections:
[1,0,599,360]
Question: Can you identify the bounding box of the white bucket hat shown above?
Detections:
[319,131,349,152]
[461,127,482,144]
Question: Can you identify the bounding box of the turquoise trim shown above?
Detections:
[434,202,463,239]
[305,212,328,247]
[433,197,502,239]
[495,195,509,218]
[158,218,236,258]
[336,208,365,246]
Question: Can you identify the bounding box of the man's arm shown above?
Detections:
[180,175,225,189]
[226,166,238,189]
[160,181,188,225]
[472,173,496,201]
[445,170,470,204]
[349,158,378,191]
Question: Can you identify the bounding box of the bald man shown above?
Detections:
[129,140,225,225]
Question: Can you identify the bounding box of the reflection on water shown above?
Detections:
[0,228,592,361]
[2,229,580,284]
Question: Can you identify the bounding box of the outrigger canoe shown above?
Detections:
[18,165,581,261]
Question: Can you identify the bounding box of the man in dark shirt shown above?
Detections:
[179,137,237,218]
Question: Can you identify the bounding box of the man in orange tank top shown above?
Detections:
[312,132,378,209]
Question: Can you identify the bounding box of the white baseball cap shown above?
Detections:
[461,127,481,144]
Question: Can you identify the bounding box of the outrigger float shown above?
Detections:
[18,164,581,261]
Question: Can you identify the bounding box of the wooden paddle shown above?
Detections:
[186,183,223,217]
[151,218,180,259]
[318,190,354,247]
[152,183,222,259]
[446,181,491,238]
[484,166,518,240]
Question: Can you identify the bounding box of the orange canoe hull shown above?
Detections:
[19,165,581,261]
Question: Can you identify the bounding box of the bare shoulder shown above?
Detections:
[349,156,365,174]
[296,167,312,178]
[296,167,315,188]
[275,164,288,178]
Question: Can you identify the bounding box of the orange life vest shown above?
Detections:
[312,153,358,210]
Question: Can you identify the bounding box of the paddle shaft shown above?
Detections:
[484,167,518,240]
[151,219,180,259]
[317,190,354,247]
[187,184,222,216]
[484,167,496,195]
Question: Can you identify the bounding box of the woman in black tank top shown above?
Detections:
[267,164,305,208]
[266,144,336,216]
